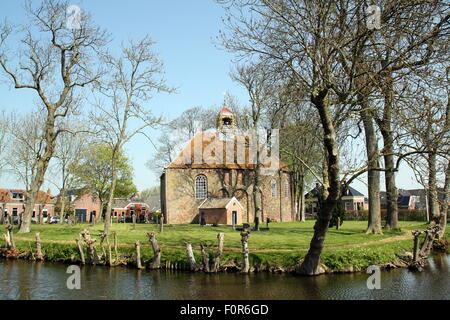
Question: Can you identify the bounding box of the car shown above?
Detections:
[49,216,60,224]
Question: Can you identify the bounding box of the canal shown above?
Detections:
[0,254,448,300]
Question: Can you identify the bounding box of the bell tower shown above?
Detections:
[217,106,235,131]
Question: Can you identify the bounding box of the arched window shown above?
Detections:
[195,175,208,199]
[285,180,290,199]
[271,179,277,199]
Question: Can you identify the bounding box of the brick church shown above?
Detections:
[160,106,294,225]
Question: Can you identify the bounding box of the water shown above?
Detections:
[0,255,449,300]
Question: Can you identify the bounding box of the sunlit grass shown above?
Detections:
[8,220,431,251]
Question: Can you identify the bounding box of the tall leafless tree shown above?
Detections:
[0,0,108,233]
[92,35,174,235]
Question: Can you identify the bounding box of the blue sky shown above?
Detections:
[0,0,422,196]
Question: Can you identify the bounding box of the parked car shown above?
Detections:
[49,216,60,224]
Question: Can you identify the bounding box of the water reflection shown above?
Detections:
[0,255,449,300]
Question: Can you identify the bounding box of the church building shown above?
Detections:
[160,106,294,225]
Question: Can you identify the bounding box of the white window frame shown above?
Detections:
[271,179,277,199]
[195,175,208,199]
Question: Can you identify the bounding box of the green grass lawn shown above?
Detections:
[1,221,447,271]
[8,220,431,250]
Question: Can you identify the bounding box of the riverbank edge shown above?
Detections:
[2,237,447,275]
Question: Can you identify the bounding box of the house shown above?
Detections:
[111,194,150,222]
[0,189,55,223]
[198,197,244,226]
[143,194,161,214]
[69,191,101,223]
[305,184,368,214]
[160,106,294,225]
[380,190,420,210]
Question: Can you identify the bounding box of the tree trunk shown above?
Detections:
[135,240,143,269]
[362,109,383,234]
[383,150,399,230]
[59,189,66,224]
[19,110,57,233]
[81,230,98,265]
[105,234,113,266]
[4,223,14,249]
[212,232,224,272]
[76,238,85,265]
[104,156,118,235]
[379,76,399,230]
[439,160,449,239]
[185,242,197,272]
[35,232,43,261]
[0,204,4,225]
[147,232,161,269]
[113,231,119,264]
[240,231,250,273]
[298,90,340,276]
[427,151,440,220]
[298,174,306,222]
[200,243,210,273]
[253,128,262,230]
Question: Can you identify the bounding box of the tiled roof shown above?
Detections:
[0,189,55,204]
[198,197,242,209]
[111,198,150,209]
[166,131,290,172]
[306,185,365,199]
[219,106,234,116]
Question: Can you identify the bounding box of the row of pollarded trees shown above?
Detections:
[0,0,172,234]
[217,0,449,275]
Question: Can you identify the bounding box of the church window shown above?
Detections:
[271,179,277,199]
[195,175,208,199]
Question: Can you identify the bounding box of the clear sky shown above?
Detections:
[0,0,422,196]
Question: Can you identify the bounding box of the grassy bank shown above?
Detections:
[1,221,448,273]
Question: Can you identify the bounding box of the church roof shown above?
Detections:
[166,131,290,172]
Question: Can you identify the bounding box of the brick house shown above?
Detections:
[69,191,102,223]
[111,194,150,222]
[160,106,294,225]
[305,184,368,214]
[198,197,244,226]
[0,189,55,223]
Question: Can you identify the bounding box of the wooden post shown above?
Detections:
[147,232,161,269]
[5,223,14,249]
[240,231,250,273]
[76,238,85,265]
[35,232,44,261]
[106,235,113,267]
[132,214,136,230]
[135,240,144,269]
[100,233,107,263]
[80,229,98,265]
[113,231,119,264]
[412,230,423,262]
[200,243,210,273]
[185,242,197,272]
[212,233,224,272]
[419,225,441,258]
[160,213,164,233]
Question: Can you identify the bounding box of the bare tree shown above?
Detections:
[92,35,173,235]
[48,124,89,223]
[231,62,275,230]
[0,0,108,233]
[0,112,8,175]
